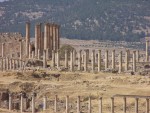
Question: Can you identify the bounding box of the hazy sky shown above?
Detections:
[0,0,6,2]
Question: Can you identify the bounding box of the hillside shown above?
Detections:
[0,0,150,41]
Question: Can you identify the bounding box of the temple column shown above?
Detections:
[52,50,55,67]
[37,49,40,60]
[20,41,23,59]
[77,96,80,113]
[56,50,60,69]
[9,59,12,70]
[146,98,149,113]
[146,40,149,62]
[2,43,5,57]
[123,97,126,113]
[35,24,39,57]
[44,23,48,51]
[88,97,91,113]
[98,50,101,72]
[136,50,139,62]
[125,50,129,71]
[1,58,3,71]
[111,97,114,113]
[119,51,123,73]
[135,98,139,113]
[105,50,108,70]
[70,50,74,71]
[9,93,12,111]
[43,50,47,68]
[31,93,35,113]
[91,50,95,72]
[65,50,68,68]
[25,22,30,56]
[6,57,9,70]
[78,50,82,71]
[99,97,102,113]
[133,51,136,72]
[54,95,57,112]
[84,50,88,72]
[32,51,35,59]
[112,50,115,70]
[53,24,56,51]
[20,93,23,113]
[66,96,69,113]
[43,96,47,111]
[29,43,32,59]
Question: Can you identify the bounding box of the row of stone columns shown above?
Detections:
[0,58,25,71]
[111,97,149,113]
[41,95,149,113]
[51,49,138,73]
[9,92,36,113]
[7,93,150,113]
[26,22,60,59]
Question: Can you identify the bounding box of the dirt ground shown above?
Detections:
[0,70,149,113]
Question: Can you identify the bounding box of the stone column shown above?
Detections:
[65,50,68,68]
[43,50,47,68]
[2,43,5,57]
[146,98,149,113]
[32,51,35,59]
[77,96,80,113]
[9,93,12,111]
[56,25,60,50]
[29,43,32,59]
[84,50,88,72]
[9,59,12,70]
[119,51,122,73]
[82,54,84,64]
[125,50,129,71]
[13,59,15,70]
[73,50,76,66]
[35,24,39,57]
[136,50,139,62]
[53,24,56,51]
[56,50,60,69]
[105,50,108,70]
[26,22,30,56]
[32,93,35,113]
[112,50,115,69]
[133,51,136,72]
[111,97,114,113]
[78,50,82,71]
[123,97,126,113]
[20,41,23,60]
[4,58,6,71]
[37,49,40,60]
[99,97,102,113]
[49,24,53,52]
[54,95,57,112]
[46,48,49,60]
[146,40,149,62]
[88,97,91,113]
[52,50,55,67]
[70,50,74,71]
[98,50,101,72]
[91,50,95,72]
[6,57,9,70]
[43,96,47,111]
[135,98,139,113]
[66,95,69,113]
[44,23,48,50]
[1,58,3,71]
[20,93,23,113]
